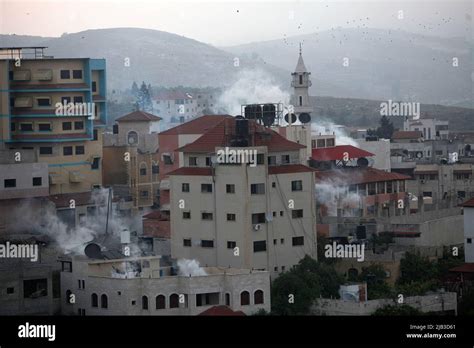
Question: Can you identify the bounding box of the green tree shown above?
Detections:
[137,81,152,112]
[367,116,394,139]
[358,264,393,300]
[398,252,437,285]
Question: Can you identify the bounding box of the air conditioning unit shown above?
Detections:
[253,224,261,231]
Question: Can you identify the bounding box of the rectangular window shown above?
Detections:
[291,180,303,191]
[189,157,198,166]
[256,154,264,165]
[10,122,15,132]
[201,184,212,193]
[20,123,33,132]
[182,183,190,192]
[140,167,147,176]
[227,241,237,249]
[281,155,290,164]
[292,236,304,246]
[226,184,235,193]
[72,70,83,79]
[205,157,212,166]
[63,146,73,156]
[39,147,52,155]
[292,209,303,218]
[183,239,191,247]
[91,157,100,170]
[227,213,236,221]
[253,241,267,252]
[201,240,214,248]
[61,96,71,104]
[7,287,14,294]
[74,121,84,130]
[183,211,191,219]
[32,177,42,186]
[202,212,213,220]
[268,156,277,165]
[73,96,83,104]
[37,123,51,132]
[386,181,393,194]
[326,138,335,147]
[93,129,98,141]
[62,122,72,130]
[4,179,16,188]
[24,279,47,298]
[251,183,265,194]
[368,183,376,195]
[317,139,325,148]
[92,81,97,92]
[140,190,149,198]
[37,98,51,107]
[467,238,472,244]
[252,213,266,224]
[60,70,70,79]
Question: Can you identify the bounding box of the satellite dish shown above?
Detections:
[84,243,103,259]
[284,113,297,124]
[298,113,311,124]
[416,152,423,158]
[357,157,369,167]
[128,137,135,144]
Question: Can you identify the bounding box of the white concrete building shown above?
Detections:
[356,138,391,171]
[60,255,270,316]
[462,198,474,263]
[404,118,449,140]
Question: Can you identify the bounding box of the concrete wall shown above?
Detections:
[464,207,474,263]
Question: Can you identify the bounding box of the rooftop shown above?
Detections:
[392,131,423,140]
[461,197,474,208]
[198,305,246,316]
[159,115,231,136]
[315,167,411,185]
[115,110,162,122]
[311,145,374,162]
[178,117,306,153]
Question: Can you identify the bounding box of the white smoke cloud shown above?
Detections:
[216,69,290,115]
[177,258,207,277]
[311,119,358,147]
[9,188,141,253]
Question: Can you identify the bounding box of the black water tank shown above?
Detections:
[244,104,262,120]
[284,113,297,124]
[84,243,103,259]
[262,104,276,127]
[298,113,311,124]
[235,118,249,137]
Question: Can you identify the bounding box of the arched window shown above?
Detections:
[142,295,149,310]
[91,293,98,307]
[240,291,250,306]
[156,295,165,309]
[254,290,264,304]
[170,294,179,308]
[101,294,108,309]
[127,131,138,145]
[66,290,72,304]
[225,293,230,306]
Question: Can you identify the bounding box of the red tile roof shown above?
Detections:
[178,118,306,153]
[198,305,246,316]
[392,131,423,140]
[159,115,231,135]
[315,167,410,185]
[269,164,315,175]
[311,145,373,161]
[461,197,474,208]
[168,167,213,176]
[116,110,162,122]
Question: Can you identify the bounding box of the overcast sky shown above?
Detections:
[0,0,471,46]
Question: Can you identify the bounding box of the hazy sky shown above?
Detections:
[0,0,471,46]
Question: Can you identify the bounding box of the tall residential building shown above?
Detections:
[0,47,106,195]
[461,198,474,263]
[169,117,317,274]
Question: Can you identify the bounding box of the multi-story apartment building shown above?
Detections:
[404,117,449,140]
[60,255,270,315]
[0,47,106,195]
[168,117,317,274]
[103,110,161,210]
[461,198,474,263]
